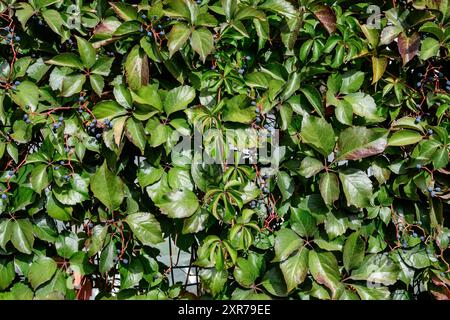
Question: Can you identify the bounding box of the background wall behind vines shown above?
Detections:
[0,0,449,300]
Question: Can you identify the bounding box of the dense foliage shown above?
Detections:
[0,0,449,300]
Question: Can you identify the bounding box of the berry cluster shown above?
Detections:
[415,68,450,92]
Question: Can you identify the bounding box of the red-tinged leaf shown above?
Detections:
[398,32,420,66]
[313,5,337,34]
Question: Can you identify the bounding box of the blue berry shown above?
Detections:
[14,81,20,85]
[122,258,128,264]
[256,116,260,123]
[95,133,101,139]
[412,232,417,238]
[60,161,64,165]
[416,82,421,88]
[435,187,441,192]
[438,72,443,78]
[251,101,256,106]
[196,0,201,3]
[245,56,251,60]
[78,108,83,113]
[141,14,147,19]
[11,85,16,90]
[238,69,245,74]
[4,27,9,32]
[402,241,408,248]
[15,36,20,41]
[59,116,63,122]
[416,164,422,169]
[159,31,165,35]
[263,187,269,194]
[25,119,31,124]
[420,236,425,241]
[8,171,14,176]
[23,114,28,120]
[446,86,450,91]
[427,186,433,192]
[431,191,436,197]
[54,166,59,170]
[418,73,422,77]
[1,194,6,199]
[6,33,12,39]
[414,116,421,123]
[428,129,433,135]
[263,124,269,129]
[79,96,84,101]
[446,80,450,86]
[147,31,152,37]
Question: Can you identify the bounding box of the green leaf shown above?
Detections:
[290,207,316,238]
[182,208,209,234]
[61,74,86,97]
[91,56,114,76]
[87,225,108,256]
[340,71,364,94]
[319,172,340,206]
[339,169,373,208]
[190,28,214,63]
[30,164,49,195]
[343,232,365,272]
[75,36,96,69]
[233,253,263,288]
[164,85,196,116]
[300,85,325,117]
[90,74,105,96]
[280,248,309,292]
[156,189,199,218]
[343,92,382,122]
[308,250,342,299]
[110,2,138,21]
[11,220,34,255]
[46,53,83,69]
[277,171,294,201]
[125,45,149,91]
[352,284,390,300]
[168,23,192,57]
[273,228,302,262]
[15,3,34,29]
[99,239,117,274]
[42,9,65,36]
[299,157,324,178]
[113,85,133,109]
[350,254,399,285]
[11,81,39,112]
[125,212,163,246]
[0,258,15,290]
[93,100,127,120]
[300,115,335,157]
[28,256,57,289]
[388,130,423,146]
[120,258,144,290]
[46,194,72,221]
[90,161,124,210]
[125,117,146,154]
[337,127,388,161]
[260,0,297,19]
[0,220,13,250]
